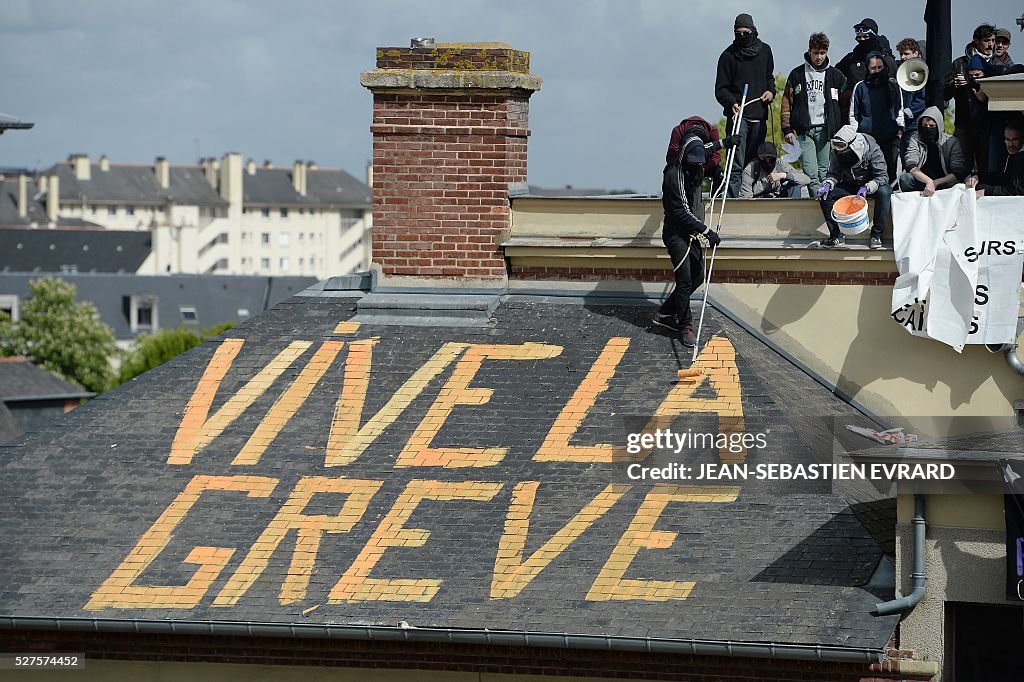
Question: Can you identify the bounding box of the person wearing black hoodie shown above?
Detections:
[836,18,897,120]
[654,123,736,347]
[715,13,776,198]
[781,32,848,196]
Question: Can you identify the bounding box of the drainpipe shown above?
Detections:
[987,317,1024,376]
[875,494,927,616]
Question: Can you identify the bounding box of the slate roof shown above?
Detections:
[51,163,228,208]
[0,227,151,274]
[0,178,103,228]
[0,293,900,653]
[0,357,92,402]
[0,273,317,340]
[243,167,371,207]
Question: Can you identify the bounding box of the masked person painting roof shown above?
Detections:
[653,121,738,347]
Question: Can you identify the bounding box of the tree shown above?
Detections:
[117,322,235,385]
[0,278,117,393]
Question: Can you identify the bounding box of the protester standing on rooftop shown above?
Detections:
[654,123,737,347]
[895,38,928,160]
[946,24,996,172]
[849,53,905,183]
[715,13,775,198]
[781,32,847,197]
[837,18,898,119]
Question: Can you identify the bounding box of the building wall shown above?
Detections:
[895,494,1008,681]
[710,283,1024,438]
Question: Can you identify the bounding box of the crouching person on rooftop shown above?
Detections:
[899,106,968,196]
[740,142,811,198]
[814,124,890,249]
[654,122,737,348]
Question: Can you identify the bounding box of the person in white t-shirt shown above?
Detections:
[781,33,849,196]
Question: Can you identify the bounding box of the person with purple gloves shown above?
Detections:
[813,124,890,249]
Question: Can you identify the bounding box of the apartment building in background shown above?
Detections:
[1,153,372,279]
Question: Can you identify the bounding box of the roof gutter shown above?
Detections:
[874,494,927,616]
[0,616,883,664]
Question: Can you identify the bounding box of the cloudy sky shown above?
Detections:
[2,0,1021,193]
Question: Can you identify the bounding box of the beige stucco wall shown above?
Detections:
[0,659,669,682]
[710,283,1024,437]
[894,494,1008,681]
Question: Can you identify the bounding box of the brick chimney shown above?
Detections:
[361,40,541,279]
[155,157,170,189]
[70,154,90,181]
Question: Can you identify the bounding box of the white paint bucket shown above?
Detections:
[831,195,871,235]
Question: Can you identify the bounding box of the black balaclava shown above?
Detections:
[920,124,940,143]
[734,13,757,48]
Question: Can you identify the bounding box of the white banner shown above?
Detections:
[890,186,1024,352]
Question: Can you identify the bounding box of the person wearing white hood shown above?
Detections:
[899,106,969,196]
[814,124,890,249]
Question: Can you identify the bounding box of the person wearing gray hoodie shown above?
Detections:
[813,124,890,249]
[899,106,969,195]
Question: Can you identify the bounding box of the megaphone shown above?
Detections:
[897,57,929,92]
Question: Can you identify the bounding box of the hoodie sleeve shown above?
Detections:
[764,45,776,96]
[903,135,923,171]
[715,51,738,111]
[946,136,969,181]
[849,82,860,127]
[780,75,795,135]
[662,163,709,235]
[864,140,889,191]
[739,161,757,198]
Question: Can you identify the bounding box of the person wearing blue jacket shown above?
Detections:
[849,52,904,184]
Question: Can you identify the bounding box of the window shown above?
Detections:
[0,294,19,322]
[309,232,315,241]
[261,207,270,219]
[261,232,270,246]
[340,209,362,233]
[260,257,270,270]
[179,306,198,324]
[108,206,117,216]
[278,232,289,247]
[126,206,135,216]
[280,208,289,218]
[279,257,290,271]
[129,295,158,333]
[299,257,305,268]
[952,603,1024,681]
[299,233,304,242]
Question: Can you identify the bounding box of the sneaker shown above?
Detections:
[680,325,697,348]
[819,236,846,248]
[869,236,883,249]
[652,313,681,332]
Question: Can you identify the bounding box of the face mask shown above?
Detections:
[734,32,754,47]
[866,71,885,85]
[759,159,776,172]
[920,126,939,143]
[838,151,858,167]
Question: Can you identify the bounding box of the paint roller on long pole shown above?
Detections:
[677,83,749,383]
